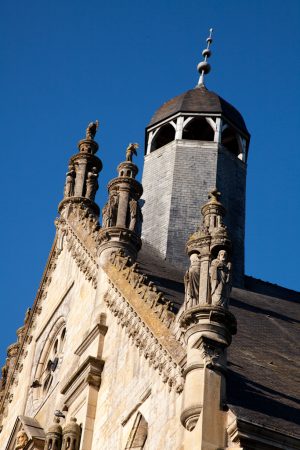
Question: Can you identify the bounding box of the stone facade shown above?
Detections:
[0,73,299,450]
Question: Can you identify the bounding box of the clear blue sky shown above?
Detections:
[1,0,299,364]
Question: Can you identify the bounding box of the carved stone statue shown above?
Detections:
[64,165,76,197]
[15,430,29,449]
[126,143,139,162]
[85,167,99,201]
[102,193,119,228]
[210,250,232,307]
[184,253,200,309]
[86,120,99,140]
[129,198,143,233]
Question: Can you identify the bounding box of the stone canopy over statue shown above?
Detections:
[209,250,232,307]
[126,143,139,162]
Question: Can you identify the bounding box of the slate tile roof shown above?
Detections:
[148,85,250,137]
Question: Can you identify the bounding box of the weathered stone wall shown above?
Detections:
[0,237,183,449]
[91,308,184,450]
[0,242,97,447]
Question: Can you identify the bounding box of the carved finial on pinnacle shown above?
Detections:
[86,120,99,140]
[126,143,139,162]
[208,188,221,203]
[197,28,213,86]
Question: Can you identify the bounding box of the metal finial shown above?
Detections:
[197,28,213,86]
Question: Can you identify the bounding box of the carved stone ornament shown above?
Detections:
[105,284,184,393]
[85,167,99,201]
[64,165,76,198]
[86,120,99,140]
[184,253,200,309]
[126,142,139,162]
[210,249,232,308]
[15,429,29,449]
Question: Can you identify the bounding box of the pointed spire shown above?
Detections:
[197,28,213,86]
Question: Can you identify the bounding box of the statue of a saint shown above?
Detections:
[64,165,76,197]
[15,430,29,449]
[85,167,99,201]
[210,250,232,307]
[102,193,119,227]
[184,253,200,309]
[86,120,99,140]
[129,198,143,233]
[126,143,139,162]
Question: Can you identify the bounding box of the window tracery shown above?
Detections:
[34,319,66,401]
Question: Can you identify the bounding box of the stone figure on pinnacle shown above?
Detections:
[86,120,99,140]
[126,143,139,162]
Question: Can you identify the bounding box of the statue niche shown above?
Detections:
[102,192,119,228]
[209,250,232,307]
[184,253,200,309]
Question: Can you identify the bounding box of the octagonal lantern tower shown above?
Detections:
[141,31,250,286]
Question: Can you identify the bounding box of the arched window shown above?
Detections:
[182,117,214,141]
[125,412,148,450]
[150,123,175,152]
[221,126,241,156]
[34,319,67,399]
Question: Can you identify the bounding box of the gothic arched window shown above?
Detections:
[125,412,148,450]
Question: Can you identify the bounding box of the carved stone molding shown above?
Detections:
[104,282,184,393]
[56,217,98,288]
[61,356,104,407]
[109,251,176,329]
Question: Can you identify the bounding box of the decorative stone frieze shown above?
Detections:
[109,250,176,328]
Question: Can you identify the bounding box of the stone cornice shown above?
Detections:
[61,356,104,407]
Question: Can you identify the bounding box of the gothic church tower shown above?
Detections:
[141,31,250,286]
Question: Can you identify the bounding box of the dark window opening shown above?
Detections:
[182,117,214,141]
[150,123,175,152]
[221,127,240,156]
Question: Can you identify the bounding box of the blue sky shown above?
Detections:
[1,0,299,363]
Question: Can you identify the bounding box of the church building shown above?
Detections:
[0,31,299,450]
